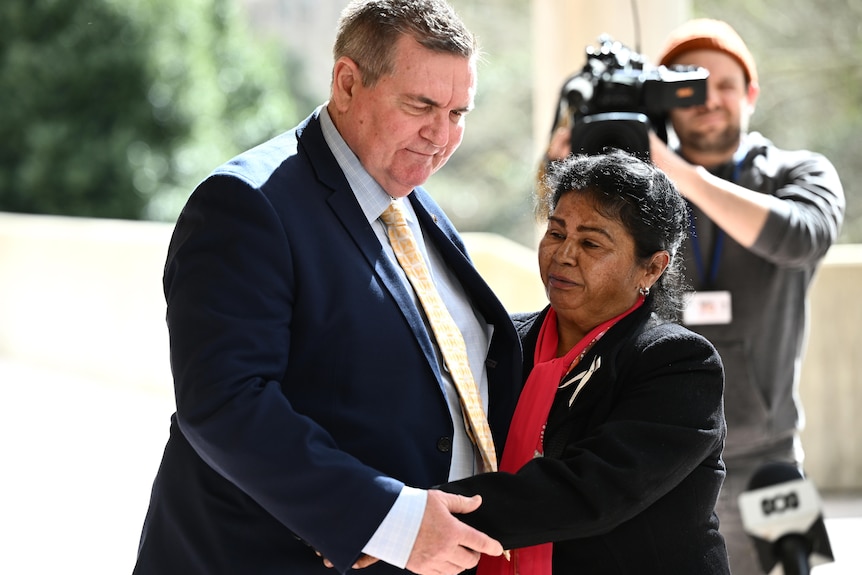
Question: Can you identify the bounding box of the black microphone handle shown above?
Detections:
[776,534,811,575]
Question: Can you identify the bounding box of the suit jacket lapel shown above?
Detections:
[298,112,443,383]
[408,192,508,325]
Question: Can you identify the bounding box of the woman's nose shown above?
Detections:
[554,239,578,264]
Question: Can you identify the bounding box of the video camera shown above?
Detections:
[555,35,709,159]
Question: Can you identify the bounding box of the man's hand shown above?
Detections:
[546,126,572,161]
[318,551,379,570]
[405,490,503,575]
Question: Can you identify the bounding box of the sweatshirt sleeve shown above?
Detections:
[750,148,845,267]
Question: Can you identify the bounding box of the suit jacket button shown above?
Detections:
[436,436,452,453]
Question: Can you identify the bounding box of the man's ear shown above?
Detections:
[745,80,760,114]
[330,57,361,112]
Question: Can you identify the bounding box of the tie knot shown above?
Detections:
[380,202,408,228]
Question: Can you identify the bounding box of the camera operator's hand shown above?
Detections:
[545,126,572,162]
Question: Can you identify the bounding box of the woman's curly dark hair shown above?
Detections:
[539,149,691,321]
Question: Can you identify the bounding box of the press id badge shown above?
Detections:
[683,291,732,326]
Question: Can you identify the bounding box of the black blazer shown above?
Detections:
[132,108,522,575]
[443,302,730,574]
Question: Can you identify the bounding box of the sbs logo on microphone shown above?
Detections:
[761,490,800,516]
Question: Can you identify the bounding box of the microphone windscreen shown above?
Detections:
[739,461,835,572]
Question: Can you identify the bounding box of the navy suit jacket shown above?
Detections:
[132,109,522,575]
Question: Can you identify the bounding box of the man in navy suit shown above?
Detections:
[131,1,521,574]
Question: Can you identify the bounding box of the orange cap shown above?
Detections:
[657,19,758,85]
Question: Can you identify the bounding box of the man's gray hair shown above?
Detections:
[333,0,478,86]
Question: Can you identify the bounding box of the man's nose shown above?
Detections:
[421,111,449,147]
[702,82,722,109]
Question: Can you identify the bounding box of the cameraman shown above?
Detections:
[650,20,843,575]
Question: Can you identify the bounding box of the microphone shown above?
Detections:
[738,461,834,575]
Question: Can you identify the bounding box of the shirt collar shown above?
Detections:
[319,105,413,224]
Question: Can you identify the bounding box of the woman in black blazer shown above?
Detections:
[442,150,730,574]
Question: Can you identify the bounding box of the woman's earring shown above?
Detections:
[638,286,650,296]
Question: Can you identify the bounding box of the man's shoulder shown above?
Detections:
[213,129,303,187]
[210,112,322,189]
[747,131,838,173]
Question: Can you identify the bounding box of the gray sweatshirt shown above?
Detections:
[680,131,845,460]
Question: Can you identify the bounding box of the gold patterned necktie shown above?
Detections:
[380,202,498,473]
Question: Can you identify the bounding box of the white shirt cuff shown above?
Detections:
[362,486,427,569]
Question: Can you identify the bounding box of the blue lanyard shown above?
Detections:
[689,214,724,286]
[687,157,744,287]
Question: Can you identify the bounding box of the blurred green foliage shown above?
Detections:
[0,0,296,221]
[2,0,857,246]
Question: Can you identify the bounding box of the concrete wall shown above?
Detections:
[1,211,859,489]
[798,245,862,489]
